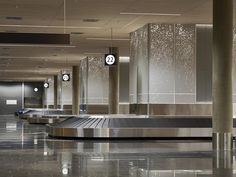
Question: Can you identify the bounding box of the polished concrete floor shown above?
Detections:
[0,115,235,177]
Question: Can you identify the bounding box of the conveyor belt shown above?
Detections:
[46,115,236,139]
[53,117,213,128]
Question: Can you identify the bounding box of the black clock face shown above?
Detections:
[62,74,70,81]
[105,54,116,66]
[44,82,49,88]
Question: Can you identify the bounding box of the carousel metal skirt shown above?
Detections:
[46,115,236,139]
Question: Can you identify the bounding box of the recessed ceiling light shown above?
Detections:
[120,12,181,16]
[83,19,99,22]
[71,32,84,35]
[5,16,23,20]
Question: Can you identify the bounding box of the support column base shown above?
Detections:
[212,133,233,150]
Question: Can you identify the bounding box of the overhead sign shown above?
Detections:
[62,73,70,82]
[0,32,70,45]
[105,54,117,66]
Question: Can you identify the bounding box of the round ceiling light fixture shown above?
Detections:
[34,88,39,92]
[44,82,49,88]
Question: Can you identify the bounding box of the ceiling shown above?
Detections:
[0,0,231,81]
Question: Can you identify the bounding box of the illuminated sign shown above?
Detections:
[105,54,117,66]
[62,74,70,81]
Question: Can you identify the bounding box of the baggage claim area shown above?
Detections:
[0,0,235,177]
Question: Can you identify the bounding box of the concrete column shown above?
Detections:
[72,65,80,115]
[43,86,47,108]
[212,0,233,150]
[21,82,25,109]
[109,47,119,114]
[54,75,58,109]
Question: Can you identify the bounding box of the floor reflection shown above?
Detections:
[213,150,233,177]
[0,115,235,177]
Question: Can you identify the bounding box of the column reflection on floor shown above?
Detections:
[213,150,233,177]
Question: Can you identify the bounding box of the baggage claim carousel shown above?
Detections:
[28,115,73,124]
[46,115,236,139]
[18,109,73,124]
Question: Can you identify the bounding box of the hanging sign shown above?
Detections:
[62,73,70,82]
[105,54,117,66]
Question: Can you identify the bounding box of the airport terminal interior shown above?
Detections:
[0,0,236,176]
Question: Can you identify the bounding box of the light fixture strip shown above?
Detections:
[86,38,129,41]
[83,52,104,55]
[196,24,212,27]
[0,24,101,29]
[0,44,76,48]
[120,12,181,16]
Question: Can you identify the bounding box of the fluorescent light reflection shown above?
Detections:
[6,122,17,130]
[43,151,48,156]
[62,168,69,175]
[34,139,38,145]
[90,115,104,119]
[91,157,105,161]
